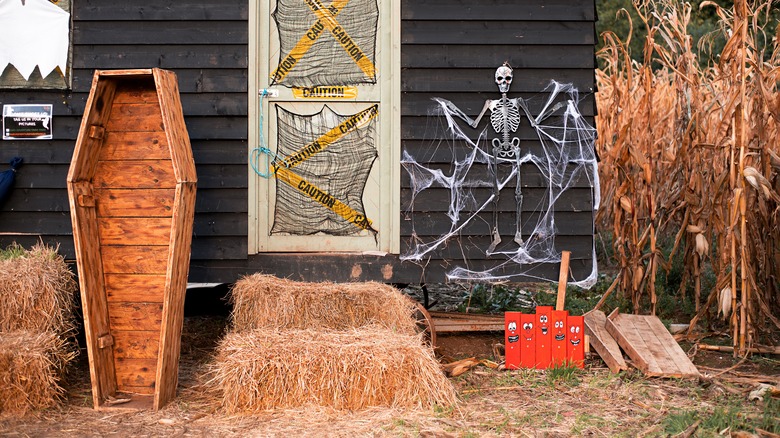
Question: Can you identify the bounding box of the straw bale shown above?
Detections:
[0,330,77,416]
[0,243,77,335]
[230,274,418,334]
[209,327,457,412]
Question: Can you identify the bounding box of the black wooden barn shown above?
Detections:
[0,0,598,286]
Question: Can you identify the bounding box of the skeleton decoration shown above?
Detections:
[441,62,527,251]
[400,74,600,288]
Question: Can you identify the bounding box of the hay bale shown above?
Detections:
[230,274,418,334]
[0,331,77,415]
[0,243,77,334]
[210,327,457,412]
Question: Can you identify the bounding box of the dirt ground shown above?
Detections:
[2,314,779,437]
[1,293,779,437]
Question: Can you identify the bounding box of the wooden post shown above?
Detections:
[556,251,571,311]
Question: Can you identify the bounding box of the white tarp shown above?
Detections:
[0,0,69,80]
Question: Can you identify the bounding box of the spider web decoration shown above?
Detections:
[271,0,378,87]
[401,81,600,288]
[271,105,378,236]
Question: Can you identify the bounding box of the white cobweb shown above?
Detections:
[401,80,600,288]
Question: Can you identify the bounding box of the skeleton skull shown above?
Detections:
[495,64,513,93]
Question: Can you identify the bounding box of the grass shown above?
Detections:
[546,361,582,387]
[662,410,699,435]
[660,397,780,437]
[456,283,530,313]
[0,243,28,260]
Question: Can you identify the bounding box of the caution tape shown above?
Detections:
[270,0,376,83]
[271,0,349,83]
[269,105,379,232]
[305,0,376,80]
[273,165,373,231]
[292,86,358,99]
[276,104,378,169]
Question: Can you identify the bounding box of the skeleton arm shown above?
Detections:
[515,97,569,127]
[439,98,493,129]
[469,100,493,128]
[513,97,534,124]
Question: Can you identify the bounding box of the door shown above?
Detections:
[249,0,399,253]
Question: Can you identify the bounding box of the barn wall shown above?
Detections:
[0,0,250,278]
[0,0,596,285]
[397,0,598,282]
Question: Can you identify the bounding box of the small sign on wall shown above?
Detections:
[3,104,52,140]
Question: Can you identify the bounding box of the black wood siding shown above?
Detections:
[0,0,596,285]
[0,0,249,279]
[397,0,597,283]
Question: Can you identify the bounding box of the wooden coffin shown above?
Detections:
[67,69,197,410]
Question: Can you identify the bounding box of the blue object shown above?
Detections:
[0,157,23,208]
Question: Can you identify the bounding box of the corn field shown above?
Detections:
[595,0,780,355]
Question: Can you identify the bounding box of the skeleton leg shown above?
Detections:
[513,139,524,245]
[487,138,502,253]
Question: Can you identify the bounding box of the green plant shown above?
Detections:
[572,412,612,435]
[458,283,530,313]
[662,410,699,436]
[759,398,780,434]
[0,243,27,260]
[546,361,582,387]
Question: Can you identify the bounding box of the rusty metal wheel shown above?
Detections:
[414,301,437,347]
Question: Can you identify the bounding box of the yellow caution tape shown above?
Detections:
[273,165,373,230]
[269,104,379,232]
[292,86,358,99]
[271,0,350,83]
[271,0,376,83]
[305,0,376,80]
[276,104,378,169]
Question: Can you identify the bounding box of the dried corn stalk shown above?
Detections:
[596,0,780,354]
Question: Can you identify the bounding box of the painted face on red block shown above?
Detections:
[538,309,550,336]
[569,324,582,346]
[522,321,534,341]
[520,313,536,368]
[555,319,566,341]
[504,312,522,370]
[567,315,585,368]
[551,310,568,366]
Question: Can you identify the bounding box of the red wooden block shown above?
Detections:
[551,310,568,367]
[567,314,585,368]
[535,306,553,369]
[519,313,536,369]
[504,312,522,370]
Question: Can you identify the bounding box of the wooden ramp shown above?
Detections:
[606,310,700,378]
[584,310,627,373]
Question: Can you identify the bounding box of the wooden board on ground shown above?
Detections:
[429,311,504,333]
[584,310,627,373]
[605,309,700,378]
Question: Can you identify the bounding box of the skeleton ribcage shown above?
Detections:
[490,100,521,134]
